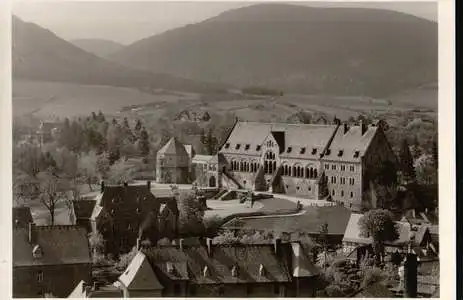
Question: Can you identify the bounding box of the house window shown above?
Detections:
[325,164,329,170]
[350,165,355,172]
[338,150,344,157]
[354,151,360,158]
[331,164,336,170]
[350,192,354,198]
[341,165,346,171]
[235,144,241,150]
[225,143,230,149]
[308,186,312,191]
[300,147,306,154]
[245,144,250,150]
[332,190,335,196]
[287,147,292,153]
[331,176,336,184]
[341,190,344,197]
[349,178,355,185]
[256,145,261,151]
[37,271,43,283]
[312,148,317,155]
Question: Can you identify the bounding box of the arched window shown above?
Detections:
[264,151,276,174]
[292,166,297,177]
[314,169,318,178]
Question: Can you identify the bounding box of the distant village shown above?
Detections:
[13,115,439,298]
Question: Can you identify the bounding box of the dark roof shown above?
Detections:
[143,243,292,284]
[157,137,189,156]
[223,206,351,235]
[72,200,96,220]
[13,225,91,267]
[13,206,33,228]
[92,184,159,220]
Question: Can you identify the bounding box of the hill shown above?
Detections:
[70,38,124,58]
[110,3,437,97]
[12,16,228,94]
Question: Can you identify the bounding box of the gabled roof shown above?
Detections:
[91,184,159,221]
[13,206,33,228]
[119,251,164,291]
[13,225,91,267]
[72,200,96,220]
[323,124,378,162]
[68,280,87,298]
[157,137,189,156]
[143,243,292,285]
[290,242,320,277]
[342,213,412,246]
[219,121,338,158]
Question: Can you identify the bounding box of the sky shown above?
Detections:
[13,1,438,45]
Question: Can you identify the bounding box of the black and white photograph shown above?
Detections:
[6,0,453,298]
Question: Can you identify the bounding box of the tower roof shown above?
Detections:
[158,137,189,157]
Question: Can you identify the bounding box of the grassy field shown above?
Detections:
[13,80,437,123]
[12,79,200,119]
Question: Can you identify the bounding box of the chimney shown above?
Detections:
[404,254,418,298]
[206,238,213,257]
[28,222,36,244]
[273,238,282,257]
[100,181,105,193]
[360,120,367,135]
[343,123,349,134]
[147,180,151,190]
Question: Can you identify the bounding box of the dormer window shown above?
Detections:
[300,147,306,154]
[224,143,230,149]
[245,144,250,151]
[259,264,266,276]
[167,262,175,274]
[312,148,317,155]
[231,265,238,277]
[203,266,210,277]
[287,147,292,153]
[32,245,43,259]
[354,151,360,158]
[256,145,262,151]
[338,150,344,157]
[326,149,331,155]
[235,144,241,150]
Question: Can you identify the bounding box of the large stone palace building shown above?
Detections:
[193,120,397,211]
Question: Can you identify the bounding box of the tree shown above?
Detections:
[399,139,416,184]
[35,170,72,225]
[107,159,135,184]
[138,127,150,157]
[177,191,205,236]
[358,209,399,266]
[318,222,329,270]
[78,151,100,191]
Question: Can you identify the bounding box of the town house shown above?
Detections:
[13,223,91,298]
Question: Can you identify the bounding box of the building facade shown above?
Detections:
[211,120,396,211]
[116,238,320,298]
[156,137,192,184]
[13,224,91,298]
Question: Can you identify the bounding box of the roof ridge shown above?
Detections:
[238,121,337,127]
[35,225,84,230]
